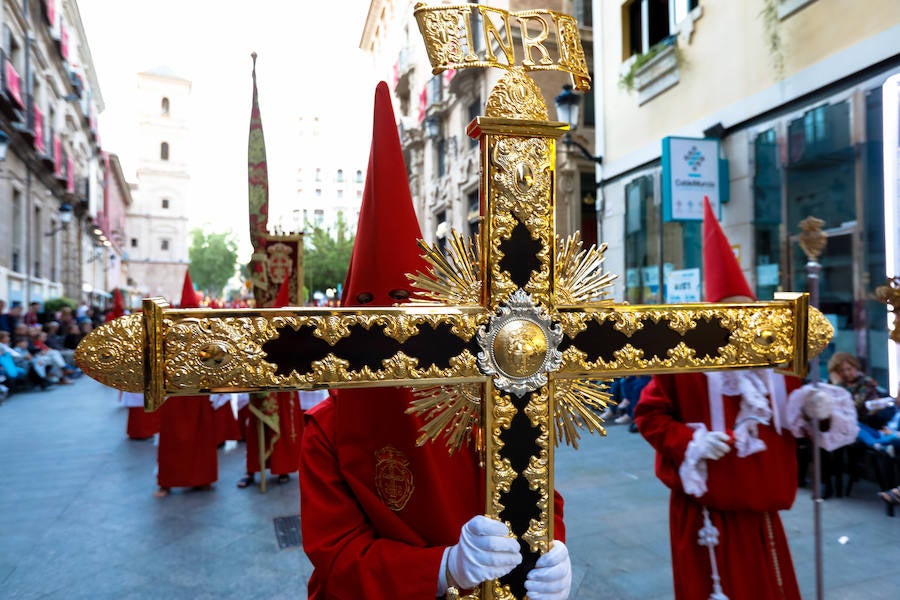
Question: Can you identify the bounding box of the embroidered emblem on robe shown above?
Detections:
[374,446,414,511]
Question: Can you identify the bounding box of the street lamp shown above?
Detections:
[45,202,74,236]
[423,116,440,140]
[553,84,602,164]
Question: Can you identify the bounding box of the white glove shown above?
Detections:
[446,515,522,590]
[524,541,572,600]
[694,429,732,461]
[802,388,832,421]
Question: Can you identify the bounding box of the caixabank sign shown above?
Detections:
[662,136,728,221]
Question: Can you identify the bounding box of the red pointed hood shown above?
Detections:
[105,288,126,322]
[180,270,200,309]
[273,274,291,308]
[341,81,427,307]
[703,197,755,302]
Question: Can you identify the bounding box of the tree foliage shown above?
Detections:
[188,229,239,297]
[304,212,355,299]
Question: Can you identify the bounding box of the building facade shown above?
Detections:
[122,68,191,302]
[360,0,598,249]
[593,0,900,386]
[0,0,105,308]
[291,115,366,238]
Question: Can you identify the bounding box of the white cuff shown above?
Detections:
[437,546,451,596]
[679,424,709,498]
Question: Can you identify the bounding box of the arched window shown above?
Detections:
[160,142,169,161]
[337,169,344,182]
[161,97,170,115]
[356,169,363,182]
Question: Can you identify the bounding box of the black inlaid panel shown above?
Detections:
[559,315,732,362]
[497,390,541,598]
[261,322,477,376]
[498,220,542,288]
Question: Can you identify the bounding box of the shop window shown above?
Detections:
[752,129,782,302]
[624,173,700,304]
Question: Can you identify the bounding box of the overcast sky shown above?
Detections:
[77,0,376,260]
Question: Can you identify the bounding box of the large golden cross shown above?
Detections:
[75,6,832,599]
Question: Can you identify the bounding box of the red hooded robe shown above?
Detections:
[299,82,563,600]
[156,270,218,490]
[635,198,801,599]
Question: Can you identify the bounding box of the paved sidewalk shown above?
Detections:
[0,377,898,599]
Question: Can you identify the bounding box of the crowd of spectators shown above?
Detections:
[0,298,102,401]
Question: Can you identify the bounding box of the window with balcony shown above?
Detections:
[160,141,169,160]
[620,0,698,103]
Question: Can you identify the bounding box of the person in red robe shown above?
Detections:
[154,270,218,498]
[634,198,857,600]
[237,276,310,488]
[299,82,571,600]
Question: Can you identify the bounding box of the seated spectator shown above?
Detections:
[1,331,50,389]
[44,322,65,350]
[29,330,74,385]
[0,331,29,391]
[58,306,75,332]
[857,405,900,457]
[828,352,891,428]
[63,322,85,351]
[0,301,22,334]
[602,375,651,430]
[23,301,42,326]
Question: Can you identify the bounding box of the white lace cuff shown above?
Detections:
[679,424,710,497]
[786,383,860,451]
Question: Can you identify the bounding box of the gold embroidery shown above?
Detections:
[374,446,415,511]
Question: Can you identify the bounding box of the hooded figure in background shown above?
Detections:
[635,197,856,600]
[299,81,571,600]
[154,270,218,498]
